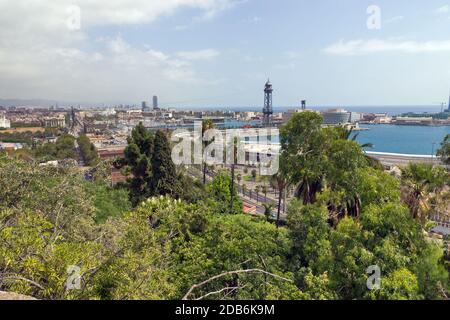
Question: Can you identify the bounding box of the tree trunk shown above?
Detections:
[203,162,206,184]
[276,187,283,228]
[230,164,235,214]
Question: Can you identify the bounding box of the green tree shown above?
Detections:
[437,134,450,165]
[280,112,326,205]
[207,171,242,215]
[122,123,154,206]
[77,134,99,166]
[251,169,257,181]
[34,134,77,161]
[271,172,289,228]
[287,202,332,274]
[261,185,268,202]
[401,163,448,223]
[262,203,275,221]
[329,125,382,169]
[322,139,368,221]
[236,173,242,185]
[151,130,179,197]
[254,185,261,202]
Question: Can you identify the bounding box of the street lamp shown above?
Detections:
[431,142,437,165]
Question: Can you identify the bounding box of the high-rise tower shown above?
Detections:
[153,95,159,110]
[447,89,450,112]
[263,79,273,127]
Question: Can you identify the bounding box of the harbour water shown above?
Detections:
[223,120,449,156]
[203,106,450,156]
[354,124,449,156]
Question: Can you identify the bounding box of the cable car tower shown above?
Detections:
[263,79,273,127]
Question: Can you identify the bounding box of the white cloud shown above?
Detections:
[385,16,404,24]
[324,39,450,55]
[284,51,301,59]
[434,5,449,15]
[176,49,220,61]
[0,0,234,102]
[0,0,242,28]
[244,16,261,24]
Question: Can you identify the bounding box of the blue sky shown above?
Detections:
[0,0,449,108]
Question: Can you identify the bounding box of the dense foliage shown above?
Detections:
[438,134,450,165]
[119,123,180,206]
[77,134,99,166]
[0,114,449,300]
[34,134,77,162]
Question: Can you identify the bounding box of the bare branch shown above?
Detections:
[0,275,45,290]
[183,268,293,300]
[195,285,247,300]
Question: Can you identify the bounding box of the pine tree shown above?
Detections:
[123,123,154,206]
[151,130,179,197]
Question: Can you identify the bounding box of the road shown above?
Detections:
[366,151,440,167]
[186,166,284,220]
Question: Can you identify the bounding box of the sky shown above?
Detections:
[0,0,450,108]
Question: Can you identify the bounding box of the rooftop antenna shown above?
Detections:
[301,100,306,110]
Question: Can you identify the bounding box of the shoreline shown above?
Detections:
[360,122,450,127]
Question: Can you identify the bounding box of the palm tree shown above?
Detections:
[261,185,268,202]
[237,173,242,185]
[262,203,276,222]
[401,163,447,225]
[251,169,257,182]
[294,175,322,205]
[271,173,289,228]
[337,126,382,169]
[255,185,261,202]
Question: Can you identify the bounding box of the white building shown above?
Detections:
[349,112,362,123]
[0,113,11,128]
[322,108,351,125]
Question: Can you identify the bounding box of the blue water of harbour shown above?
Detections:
[224,120,449,155]
[203,106,450,155]
[354,124,449,156]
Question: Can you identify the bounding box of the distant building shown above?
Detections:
[153,96,159,110]
[322,108,351,125]
[0,113,11,128]
[283,109,313,123]
[142,101,150,112]
[42,116,65,128]
[447,90,450,112]
[0,142,23,151]
[349,112,362,123]
[394,117,434,125]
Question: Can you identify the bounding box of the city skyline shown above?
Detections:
[1,0,450,107]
